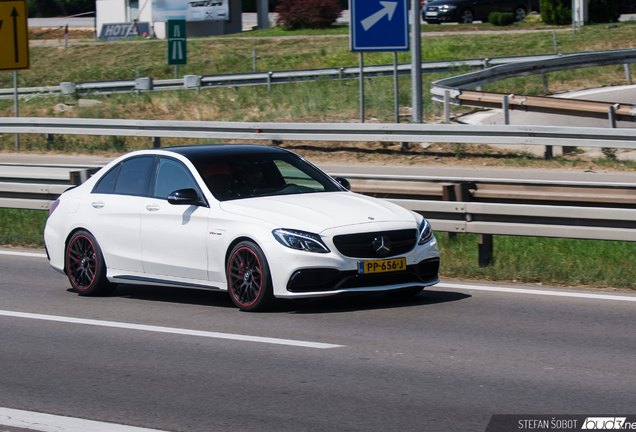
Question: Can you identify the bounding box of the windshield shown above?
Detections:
[191,153,342,201]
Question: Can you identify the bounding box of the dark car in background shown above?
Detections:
[422,0,528,23]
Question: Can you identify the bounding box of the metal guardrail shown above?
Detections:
[3,164,636,240]
[0,164,100,210]
[0,53,562,100]
[2,117,636,150]
[335,173,636,207]
[432,49,636,96]
[431,49,636,124]
[456,90,636,123]
[5,164,636,265]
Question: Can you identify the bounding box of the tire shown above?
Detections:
[384,287,424,299]
[66,230,116,296]
[227,241,274,312]
[514,6,526,21]
[459,8,474,23]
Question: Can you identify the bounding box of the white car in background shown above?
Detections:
[44,145,440,311]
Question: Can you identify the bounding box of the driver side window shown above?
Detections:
[152,158,198,199]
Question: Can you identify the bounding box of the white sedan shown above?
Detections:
[44,145,440,311]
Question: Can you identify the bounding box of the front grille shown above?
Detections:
[427,6,438,11]
[333,229,417,259]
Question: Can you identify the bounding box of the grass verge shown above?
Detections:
[3,208,635,290]
[0,209,48,246]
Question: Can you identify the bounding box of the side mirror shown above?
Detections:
[334,177,351,191]
[167,188,203,205]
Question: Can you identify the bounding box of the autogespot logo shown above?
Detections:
[582,418,630,429]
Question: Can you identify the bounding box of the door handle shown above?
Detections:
[91,202,105,209]
[146,204,161,211]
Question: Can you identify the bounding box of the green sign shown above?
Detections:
[167,20,187,66]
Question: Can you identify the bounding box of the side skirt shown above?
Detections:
[111,275,225,291]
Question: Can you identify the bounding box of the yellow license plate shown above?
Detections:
[358,257,406,274]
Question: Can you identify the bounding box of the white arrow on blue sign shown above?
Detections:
[349,0,409,52]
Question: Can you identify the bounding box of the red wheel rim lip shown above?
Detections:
[228,247,263,307]
[67,234,97,291]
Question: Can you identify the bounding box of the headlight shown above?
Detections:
[272,229,330,253]
[439,5,456,10]
[418,219,434,245]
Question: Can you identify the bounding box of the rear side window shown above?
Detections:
[93,164,121,194]
[92,156,154,196]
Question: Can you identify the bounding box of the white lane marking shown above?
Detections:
[0,407,166,432]
[437,282,636,302]
[0,250,47,258]
[0,310,343,349]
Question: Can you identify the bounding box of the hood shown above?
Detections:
[220,192,417,233]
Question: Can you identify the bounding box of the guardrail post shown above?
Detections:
[184,75,202,95]
[553,30,558,54]
[608,104,618,128]
[46,134,54,150]
[625,64,632,85]
[253,49,257,72]
[541,73,548,93]
[338,67,344,86]
[267,71,273,91]
[545,145,553,160]
[442,184,458,240]
[478,234,493,267]
[502,94,510,125]
[476,59,489,91]
[134,78,153,98]
[60,82,76,96]
[153,137,161,148]
[444,90,451,124]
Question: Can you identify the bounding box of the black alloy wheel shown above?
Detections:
[514,6,526,21]
[227,241,274,311]
[66,231,115,296]
[459,8,474,23]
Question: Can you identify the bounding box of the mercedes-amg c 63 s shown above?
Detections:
[44,145,440,311]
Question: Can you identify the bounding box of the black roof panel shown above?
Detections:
[163,144,291,161]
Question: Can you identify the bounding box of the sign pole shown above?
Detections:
[393,52,399,123]
[349,0,409,123]
[411,0,422,123]
[359,53,364,123]
[14,71,19,150]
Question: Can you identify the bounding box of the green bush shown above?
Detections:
[540,0,572,24]
[489,11,515,25]
[489,12,501,24]
[541,0,621,24]
[498,12,515,25]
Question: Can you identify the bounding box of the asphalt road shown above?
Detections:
[1,251,635,432]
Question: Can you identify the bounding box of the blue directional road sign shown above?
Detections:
[349,0,409,52]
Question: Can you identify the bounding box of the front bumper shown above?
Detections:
[286,257,440,293]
